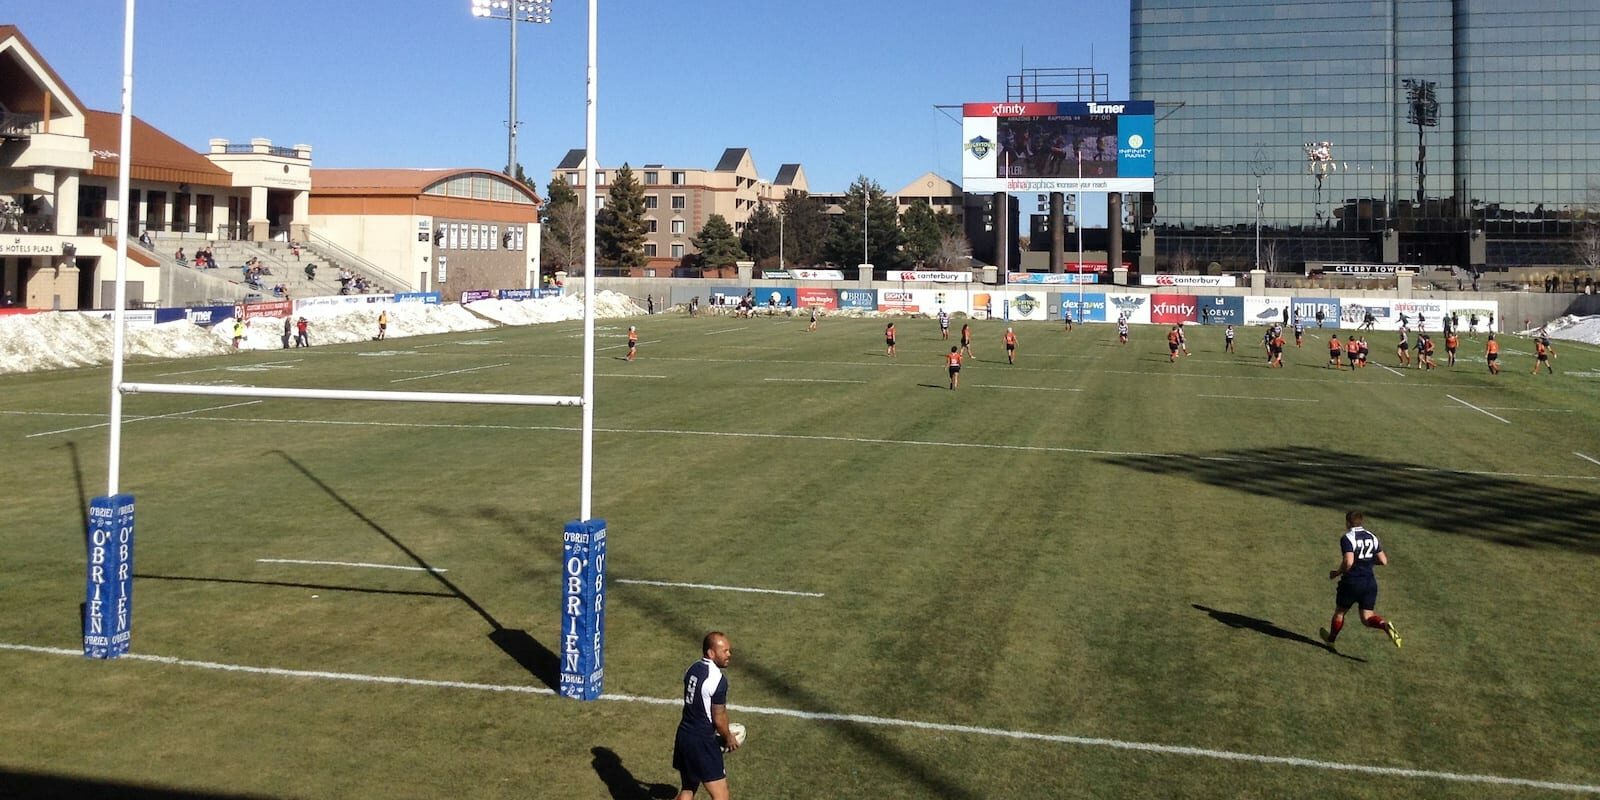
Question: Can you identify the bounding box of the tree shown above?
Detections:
[900,200,946,267]
[740,202,782,267]
[692,214,745,270]
[823,176,905,269]
[932,231,973,270]
[779,189,829,266]
[540,175,585,274]
[596,164,647,273]
[506,163,538,197]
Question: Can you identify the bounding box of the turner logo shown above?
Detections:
[1088,103,1126,114]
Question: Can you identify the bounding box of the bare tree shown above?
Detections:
[931,231,973,269]
[540,201,586,274]
[1574,226,1600,270]
[1170,249,1195,274]
[1261,241,1281,273]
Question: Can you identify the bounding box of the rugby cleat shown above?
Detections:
[1318,628,1336,647]
[1385,621,1403,649]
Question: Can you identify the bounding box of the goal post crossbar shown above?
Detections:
[119,382,583,408]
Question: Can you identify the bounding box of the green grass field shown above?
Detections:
[3,313,1598,799]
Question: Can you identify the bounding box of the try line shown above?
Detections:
[617,578,824,597]
[0,642,1592,795]
[256,558,447,573]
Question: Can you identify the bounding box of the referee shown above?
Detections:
[674,632,739,800]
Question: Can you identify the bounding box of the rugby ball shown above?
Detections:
[720,722,747,752]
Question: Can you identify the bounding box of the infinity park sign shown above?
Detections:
[963,101,1155,193]
[560,518,607,701]
[84,494,135,658]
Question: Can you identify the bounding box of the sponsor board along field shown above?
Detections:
[1,314,1598,799]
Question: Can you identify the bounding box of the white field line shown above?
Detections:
[1375,362,1407,377]
[1575,452,1600,468]
[1446,394,1512,425]
[597,339,660,352]
[255,558,447,573]
[389,362,510,384]
[763,378,866,384]
[0,642,1594,795]
[702,327,746,336]
[597,373,667,379]
[24,401,263,439]
[970,385,1083,392]
[617,578,823,597]
[1459,407,1571,413]
[36,412,1600,483]
[1197,394,1318,403]
[156,359,302,377]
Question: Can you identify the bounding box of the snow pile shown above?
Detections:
[0,291,643,375]
[0,313,232,375]
[1536,314,1600,345]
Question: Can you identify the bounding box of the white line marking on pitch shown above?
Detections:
[1198,394,1318,403]
[597,339,660,352]
[256,559,447,573]
[598,373,667,379]
[0,642,1592,795]
[1575,452,1600,468]
[763,378,866,384]
[24,401,263,438]
[1446,394,1511,424]
[1376,362,1408,377]
[389,362,510,384]
[970,384,1083,392]
[617,579,823,597]
[703,327,746,336]
[157,359,303,377]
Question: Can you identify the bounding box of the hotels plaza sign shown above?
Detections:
[1,238,61,256]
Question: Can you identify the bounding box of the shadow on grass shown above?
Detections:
[1192,604,1365,663]
[1100,446,1600,556]
[0,769,276,799]
[272,450,561,691]
[133,573,457,599]
[591,747,676,799]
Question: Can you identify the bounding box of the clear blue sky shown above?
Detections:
[10,1,1129,194]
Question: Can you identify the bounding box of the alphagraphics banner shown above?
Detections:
[497,288,536,301]
[1060,292,1108,322]
[1196,295,1244,325]
[837,288,877,310]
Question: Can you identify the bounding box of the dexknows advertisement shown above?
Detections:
[1195,295,1243,325]
[796,287,838,309]
[837,288,877,310]
[1148,293,1199,324]
[1291,297,1341,328]
[1059,292,1108,322]
[1105,293,1151,325]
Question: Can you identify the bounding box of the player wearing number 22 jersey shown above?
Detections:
[1321,511,1402,650]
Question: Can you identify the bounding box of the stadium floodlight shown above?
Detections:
[469,0,553,181]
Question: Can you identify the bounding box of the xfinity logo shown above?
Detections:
[1152,302,1194,315]
[991,104,1027,115]
[1088,103,1125,114]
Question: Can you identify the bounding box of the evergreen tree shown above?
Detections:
[823,176,906,269]
[540,175,585,273]
[740,202,782,267]
[596,164,647,273]
[779,189,829,267]
[691,214,745,269]
[900,200,946,267]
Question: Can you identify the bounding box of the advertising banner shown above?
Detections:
[877,289,921,313]
[182,306,234,327]
[709,287,746,307]
[1149,293,1200,324]
[963,100,1157,193]
[1338,299,1396,330]
[291,295,389,310]
[1391,298,1449,330]
[791,268,846,280]
[393,291,442,304]
[1291,298,1341,328]
[1316,264,1400,277]
[888,270,972,283]
[81,309,157,327]
[83,494,134,659]
[837,288,877,310]
[559,519,606,702]
[1138,274,1238,287]
[1195,295,1244,325]
[460,289,494,304]
[1243,297,1291,327]
[1008,272,1099,285]
[796,287,838,310]
[240,299,293,320]
[498,288,536,301]
[754,287,797,309]
[1445,300,1500,332]
[1001,291,1050,321]
[1060,292,1108,322]
[1106,293,1152,325]
[762,270,791,279]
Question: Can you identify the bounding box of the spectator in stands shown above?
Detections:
[138,230,153,248]
[175,247,187,264]
[305,263,316,281]
[290,242,301,260]
[3,290,14,307]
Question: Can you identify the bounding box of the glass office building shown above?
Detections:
[1130,0,1600,270]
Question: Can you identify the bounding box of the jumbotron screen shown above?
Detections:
[962,101,1155,193]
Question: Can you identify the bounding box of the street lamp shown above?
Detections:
[470,0,552,180]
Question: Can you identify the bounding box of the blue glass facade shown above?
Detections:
[1130,0,1600,268]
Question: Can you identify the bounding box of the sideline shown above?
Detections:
[617,578,824,598]
[0,641,1593,795]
